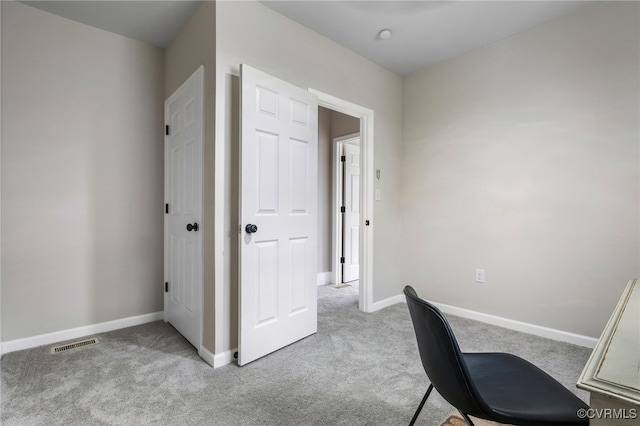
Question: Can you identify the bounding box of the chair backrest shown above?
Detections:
[404,286,487,418]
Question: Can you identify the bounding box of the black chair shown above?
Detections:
[404,285,589,426]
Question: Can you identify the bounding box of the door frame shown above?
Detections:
[333,134,360,287]
[163,65,204,352]
[310,89,374,313]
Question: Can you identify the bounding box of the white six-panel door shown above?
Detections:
[164,66,203,349]
[239,64,318,366]
[342,143,360,283]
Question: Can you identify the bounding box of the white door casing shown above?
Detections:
[164,66,203,349]
[342,143,360,283]
[239,64,318,366]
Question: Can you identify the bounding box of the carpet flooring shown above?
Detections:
[439,413,506,426]
[1,284,592,425]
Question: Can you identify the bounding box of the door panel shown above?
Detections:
[256,239,279,326]
[290,237,308,313]
[239,64,318,366]
[164,66,203,349]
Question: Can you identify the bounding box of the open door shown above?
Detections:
[164,66,203,349]
[342,142,360,283]
[238,64,318,366]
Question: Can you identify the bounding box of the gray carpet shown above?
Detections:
[1,284,592,425]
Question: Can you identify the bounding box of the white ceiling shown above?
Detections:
[20,1,201,48]
[259,1,593,75]
[20,1,593,75]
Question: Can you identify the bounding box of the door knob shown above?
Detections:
[245,224,258,234]
[186,223,199,232]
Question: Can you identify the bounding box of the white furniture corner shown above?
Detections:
[578,279,640,425]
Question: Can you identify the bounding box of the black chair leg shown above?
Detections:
[458,411,475,426]
[409,384,434,426]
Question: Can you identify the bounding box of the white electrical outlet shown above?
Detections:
[475,268,485,283]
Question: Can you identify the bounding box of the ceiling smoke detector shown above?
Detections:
[378,29,392,40]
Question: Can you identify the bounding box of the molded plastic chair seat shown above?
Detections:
[403,285,589,426]
[464,353,589,425]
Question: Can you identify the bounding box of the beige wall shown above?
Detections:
[164,0,216,352]
[5,0,625,350]
[401,2,640,338]
[317,108,360,275]
[216,0,403,353]
[1,2,165,341]
[331,112,360,141]
[318,107,333,273]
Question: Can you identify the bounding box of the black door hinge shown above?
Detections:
[165,125,170,136]
[165,203,169,214]
[341,155,346,162]
[165,282,169,293]
[340,206,346,213]
[340,257,345,264]
[365,220,370,226]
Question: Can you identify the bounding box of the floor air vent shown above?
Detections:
[50,338,99,354]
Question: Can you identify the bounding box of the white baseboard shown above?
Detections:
[213,347,237,368]
[429,300,598,348]
[0,311,164,355]
[198,346,215,368]
[373,293,597,348]
[369,294,405,312]
[317,272,333,286]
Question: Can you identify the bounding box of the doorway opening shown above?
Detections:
[313,90,374,313]
[317,108,360,292]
